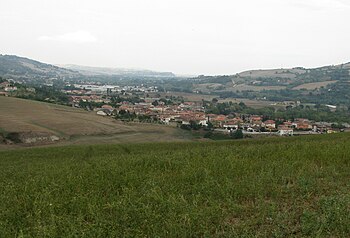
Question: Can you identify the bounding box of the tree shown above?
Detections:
[207,121,214,130]
[239,102,247,109]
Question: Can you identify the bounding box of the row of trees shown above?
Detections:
[14,85,70,105]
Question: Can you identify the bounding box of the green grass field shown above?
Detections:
[1,134,350,237]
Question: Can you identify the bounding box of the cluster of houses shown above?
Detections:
[208,116,318,136]
[69,95,111,105]
[0,80,18,96]
[90,100,344,136]
[64,84,159,106]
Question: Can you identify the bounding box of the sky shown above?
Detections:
[1,0,350,75]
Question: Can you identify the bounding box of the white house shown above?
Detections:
[263,120,276,129]
[278,126,294,136]
[4,86,17,92]
[160,117,172,125]
[199,119,208,127]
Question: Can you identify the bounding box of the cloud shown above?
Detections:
[38,30,97,43]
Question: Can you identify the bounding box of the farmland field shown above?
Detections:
[228,84,286,92]
[154,91,218,102]
[0,96,135,136]
[1,133,350,237]
[238,68,303,78]
[0,96,192,147]
[218,98,281,109]
[292,80,338,90]
[153,92,278,109]
[193,83,286,93]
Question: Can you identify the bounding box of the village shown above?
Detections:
[91,102,345,136]
[63,83,349,137]
[1,79,349,137]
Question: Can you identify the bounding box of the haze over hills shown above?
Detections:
[1,54,349,85]
[0,55,176,84]
[60,64,176,78]
[1,54,350,103]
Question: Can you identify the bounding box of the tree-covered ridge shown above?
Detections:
[195,63,350,87]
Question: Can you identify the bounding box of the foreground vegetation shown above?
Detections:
[1,134,350,237]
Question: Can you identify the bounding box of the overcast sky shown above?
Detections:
[1,0,350,75]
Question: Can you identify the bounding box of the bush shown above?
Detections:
[5,132,22,143]
[180,124,191,130]
[230,129,244,139]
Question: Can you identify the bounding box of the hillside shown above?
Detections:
[0,96,192,147]
[1,54,350,104]
[60,64,176,78]
[238,63,350,79]
[0,55,80,82]
[0,134,349,236]
[194,63,350,93]
[191,63,350,105]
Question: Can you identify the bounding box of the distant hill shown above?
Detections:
[193,62,350,93]
[237,63,350,80]
[0,55,80,82]
[1,54,349,92]
[60,64,176,78]
[0,55,176,85]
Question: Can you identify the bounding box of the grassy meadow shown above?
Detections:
[1,134,350,237]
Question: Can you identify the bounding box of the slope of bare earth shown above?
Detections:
[0,97,192,148]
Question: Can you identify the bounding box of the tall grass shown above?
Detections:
[1,134,349,237]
